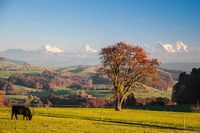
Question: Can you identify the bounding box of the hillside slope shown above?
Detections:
[59,65,175,91]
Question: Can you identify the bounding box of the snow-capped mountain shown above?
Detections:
[155,41,188,54]
[162,44,176,53]
[0,42,199,70]
[42,44,64,54]
[141,41,200,66]
[85,45,98,53]
[162,41,188,53]
[176,41,188,52]
[0,44,99,67]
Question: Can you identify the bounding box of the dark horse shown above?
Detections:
[11,105,33,120]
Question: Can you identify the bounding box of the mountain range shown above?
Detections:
[0,42,199,71]
[0,44,99,67]
[144,41,200,70]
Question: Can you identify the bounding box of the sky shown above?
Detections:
[0,0,200,52]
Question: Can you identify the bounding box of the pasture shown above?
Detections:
[0,108,200,133]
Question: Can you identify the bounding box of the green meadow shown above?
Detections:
[0,108,199,133]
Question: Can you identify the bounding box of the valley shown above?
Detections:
[0,57,174,108]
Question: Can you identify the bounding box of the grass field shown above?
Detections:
[0,108,199,133]
[0,71,17,78]
[134,91,171,99]
[5,95,28,100]
[12,84,36,92]
[51,86,171,99]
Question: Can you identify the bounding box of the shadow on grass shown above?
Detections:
[129,104,191,112]
[36,111,199,132]
[0,118,11,120]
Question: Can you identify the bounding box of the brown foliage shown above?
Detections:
[100,42,159,110]
[143,70,175,91]
[0,79,15,95]
[135,97,174,106]
[86,98,113,108]
[8,70,90,90]
[0,90,5,107]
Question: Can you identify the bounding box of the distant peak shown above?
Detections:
[85,45,97,53]
[162,44,176,53]
[159,41,188,54]
[43,44,63,54]
[176,41,188,52]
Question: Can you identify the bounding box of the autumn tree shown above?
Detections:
[0,90,5,107]
[87,78,93,88]
[100,42,159,111]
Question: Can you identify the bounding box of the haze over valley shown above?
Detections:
[1,42,199,71]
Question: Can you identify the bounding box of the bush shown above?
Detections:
[124,93,136,107]
[191,101,200,113]
[135,97,171,106]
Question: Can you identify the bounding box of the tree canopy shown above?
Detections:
[172,68,200,104]
[100,42,159,111]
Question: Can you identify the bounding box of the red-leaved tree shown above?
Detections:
[100,42,159,111]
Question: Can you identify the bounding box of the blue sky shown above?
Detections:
[0,0,200,51]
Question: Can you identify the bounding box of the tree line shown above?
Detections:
[172,68,200,104]
[8,70,92,90]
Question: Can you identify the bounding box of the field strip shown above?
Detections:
[36,113,200,132]
[1,108,200,132]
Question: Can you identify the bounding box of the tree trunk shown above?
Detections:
[115,97,123,111]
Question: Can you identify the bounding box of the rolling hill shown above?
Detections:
[0,57,43,78]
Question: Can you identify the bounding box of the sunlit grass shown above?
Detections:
[12,84,36,91]
[5,95,28,100]
[134,91,171,99]
[0,71,16,78]
[0,108,199,133]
